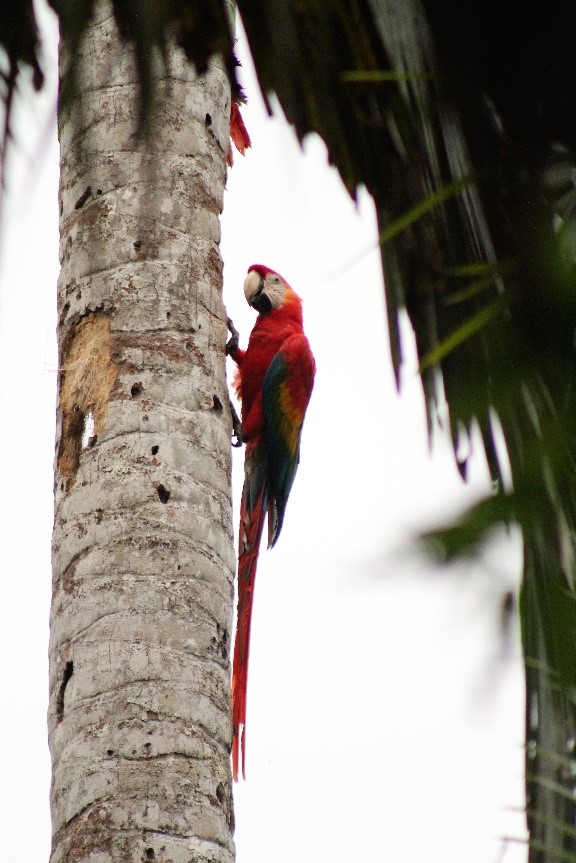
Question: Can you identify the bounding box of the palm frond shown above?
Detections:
[379,176,475,246]
[418,295,506,373]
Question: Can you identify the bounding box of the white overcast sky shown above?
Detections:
[0,5,527,862]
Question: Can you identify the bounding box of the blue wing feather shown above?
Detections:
[261,351,302,546]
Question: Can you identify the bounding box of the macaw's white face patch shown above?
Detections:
[243,269,287,313]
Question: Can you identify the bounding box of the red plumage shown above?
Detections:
[227,101,251,166]
[228,264,315,779]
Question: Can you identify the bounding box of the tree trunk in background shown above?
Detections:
[48,4,236,861]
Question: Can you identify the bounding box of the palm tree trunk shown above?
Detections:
[48,4,236,861]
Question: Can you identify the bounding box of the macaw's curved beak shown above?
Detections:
[250,292,272,314]
[249,279,272,314]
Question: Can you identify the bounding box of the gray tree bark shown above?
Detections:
[48,4,236,861]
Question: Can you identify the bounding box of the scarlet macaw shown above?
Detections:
[227,264,315,780]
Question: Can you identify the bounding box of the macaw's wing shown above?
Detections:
[262,333,315,548]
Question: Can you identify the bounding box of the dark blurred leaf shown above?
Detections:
[419,493,517,562]
[418,295,507,373]
[0,0,44,190]
[379,175,475,246]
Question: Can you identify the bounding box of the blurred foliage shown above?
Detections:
[4,1,576,861]
[0,0,43,180]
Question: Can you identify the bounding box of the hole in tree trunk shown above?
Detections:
[56,660,74,722]
[157,484,170,504]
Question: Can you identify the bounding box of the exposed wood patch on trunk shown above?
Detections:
[58,312,117,488]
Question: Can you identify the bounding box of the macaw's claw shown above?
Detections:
[226,317,240,356]
[229,397,243,447]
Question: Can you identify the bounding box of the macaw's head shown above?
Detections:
[243,264,294,314]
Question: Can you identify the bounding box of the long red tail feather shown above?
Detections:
[232,485,266,780]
